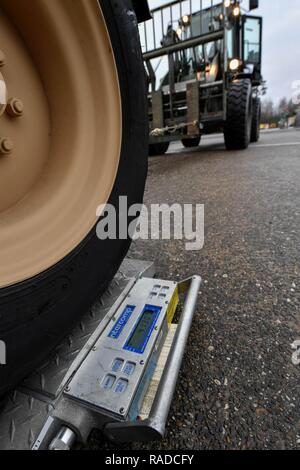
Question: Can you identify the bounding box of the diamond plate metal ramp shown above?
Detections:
[0,391,52,450]
[0,259,155,450]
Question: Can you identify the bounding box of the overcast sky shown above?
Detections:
[148,0,300,105]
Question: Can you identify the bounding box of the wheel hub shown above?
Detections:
[0,62,24,157]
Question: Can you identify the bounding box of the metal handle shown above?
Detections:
[48,426,77,451]
[104,275,202,443]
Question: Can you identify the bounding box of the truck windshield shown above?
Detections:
[184,4,223,70]
[190,4,223,37]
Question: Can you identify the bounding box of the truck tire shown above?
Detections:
[181,136,201,148]
[250,97,261,142]
[0,0,148,396]
[149,142,170,156]
[224,79,253,150]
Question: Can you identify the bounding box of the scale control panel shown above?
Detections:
[65,277,178,420]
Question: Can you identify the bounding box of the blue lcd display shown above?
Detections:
[108,305,135,339]
[123,305,162,354]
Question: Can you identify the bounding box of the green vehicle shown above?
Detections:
[141,0,264,155]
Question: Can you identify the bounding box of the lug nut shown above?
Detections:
[6,98,24,118]
[0,138,13,155]
[0,51,5,67]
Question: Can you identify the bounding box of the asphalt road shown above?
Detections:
[93,129,300,450]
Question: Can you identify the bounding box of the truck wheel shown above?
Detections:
[224,79,252,150]
[250,97,261,142]
[0,0,148,396]
[181,136,201,148]
[149,142,170,156]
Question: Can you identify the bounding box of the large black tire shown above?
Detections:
[250,97,261,143]
[224,79,253,150]
[0,0,148,396]
[181,136,201,148]
[149,142,170,156]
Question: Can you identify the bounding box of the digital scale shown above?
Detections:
[65,278,179,421]
[0,259,201,450]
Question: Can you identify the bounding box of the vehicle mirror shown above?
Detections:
[249,0,259,10]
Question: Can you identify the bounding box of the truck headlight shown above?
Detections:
[181,15,191,26]
[229,58,240,71]
[176,27,183,38]
[233,5,241,16]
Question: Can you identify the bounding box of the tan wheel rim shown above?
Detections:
[0,0,122,288]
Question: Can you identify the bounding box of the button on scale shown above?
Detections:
[123,362,136,376]
[115,379,128,394]
[112,358,124,372]
[101,374,116,390]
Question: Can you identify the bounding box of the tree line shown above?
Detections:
[261,97,298,125]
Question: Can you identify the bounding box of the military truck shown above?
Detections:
[141,0,264,155]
